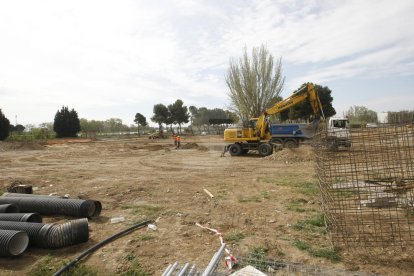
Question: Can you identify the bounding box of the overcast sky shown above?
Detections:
[1,0,413,126]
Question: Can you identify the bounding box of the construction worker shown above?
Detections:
[176,135,181,149]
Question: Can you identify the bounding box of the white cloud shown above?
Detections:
[0,0,413,124]
[214,0,414,89]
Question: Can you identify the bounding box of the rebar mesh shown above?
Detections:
[165,255,376,276]
[314,123,414,249]
[214,256,376,276]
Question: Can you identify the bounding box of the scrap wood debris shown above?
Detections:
[203,188,214,198]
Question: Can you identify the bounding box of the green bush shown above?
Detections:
[0,109,10,141]
[53,106,81,138]
[292,239,341,262]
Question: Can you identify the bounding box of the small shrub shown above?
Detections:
[276,249,286,257]
[32,128,55,140]
[261,190,270,199]
[306,213,325,227]
[216,189,228,199]
[295,181,318,196]
[248,246,268,261]
[292,239,311,251]
[29,255,98,276]
[286,199,306,212]
[224,231,245,243]
[293,213,326,234]
[121,260,151,276]
[124,253,135,261]
[292,239,341,262]
[311,248,341,262]
[405,210,414,218]
[247,246,268,272]
[122,204,162,219]
[277,178,319,196]
[238,195,261,203]
[139,234,155,241]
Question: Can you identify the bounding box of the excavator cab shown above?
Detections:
[249,119,257,129]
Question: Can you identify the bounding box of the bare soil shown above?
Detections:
[0,136,412,275]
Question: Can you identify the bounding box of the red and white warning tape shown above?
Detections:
[196,222,236,270]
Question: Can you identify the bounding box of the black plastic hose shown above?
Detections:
[0,197,100,218]
[53,220,152,276]
[0,218,89,248]
[0,204,20,213]
[0,230,29,257]
[0,213,42,223]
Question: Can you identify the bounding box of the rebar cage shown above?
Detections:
[314,123,414,250]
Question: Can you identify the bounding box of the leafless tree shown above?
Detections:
[226,45,284,125]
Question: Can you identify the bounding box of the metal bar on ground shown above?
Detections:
[162,264,173,276]
[202,243,226,276]
[165,261,179,276]
[177,262,190,276]
[188,264,197,276]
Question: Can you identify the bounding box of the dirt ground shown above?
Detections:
[0,136,412,275]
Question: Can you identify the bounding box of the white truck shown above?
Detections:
[326,117,351,151]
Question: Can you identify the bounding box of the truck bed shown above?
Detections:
[270,123,315,139]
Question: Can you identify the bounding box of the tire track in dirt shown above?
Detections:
[137,150,237,173]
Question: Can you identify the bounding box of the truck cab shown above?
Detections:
[327,117,351,150]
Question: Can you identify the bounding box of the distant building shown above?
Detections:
[377,112,388,124]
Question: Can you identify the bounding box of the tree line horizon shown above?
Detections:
[2,44,404,140]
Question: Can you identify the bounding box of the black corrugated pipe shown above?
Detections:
[0,230,29,257]
[0,197,101,218]
[0,213,42,223]
[2,193,102,218]
[53,220,152,276]
[0,204,20,213]
[0,218,89,248]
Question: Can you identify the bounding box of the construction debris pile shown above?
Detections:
[0,192,101,257]
[314,123,414,249]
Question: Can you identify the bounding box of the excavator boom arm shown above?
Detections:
[256,83,324,138]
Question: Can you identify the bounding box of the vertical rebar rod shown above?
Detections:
[202,243,226,276]
[162,264,173,276]
[164,261,179,276]
[188,264,197,276]
[177,263,190,276]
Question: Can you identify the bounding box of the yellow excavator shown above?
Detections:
[223,82,325,156]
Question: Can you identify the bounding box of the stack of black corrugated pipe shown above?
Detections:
[0,193,102,257]
[0,193,102,218]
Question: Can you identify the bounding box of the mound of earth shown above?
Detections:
[46,139,92,145]
[0,141,45,151]
[180,142,209,151]
[197,145,209,151]
[143,144,165,151]
[265,145,315,163]
[181,142,199,149]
